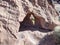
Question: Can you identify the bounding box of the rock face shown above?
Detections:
[17,31,55,45]
[0,0,20,45]
[0,0,60,45]
[19,0,60,30]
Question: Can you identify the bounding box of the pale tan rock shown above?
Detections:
[0,0,20,45]
[17,31,54,45]
[17,0,60,30]
[0,0,59,45]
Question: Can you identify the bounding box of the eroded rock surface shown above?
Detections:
[17,31,55,45]
[0,0,60,45]
[18,0,60,30]
[0,0,20,45]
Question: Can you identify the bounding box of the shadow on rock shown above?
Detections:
[19,23,52,32]
[38,34,56,45]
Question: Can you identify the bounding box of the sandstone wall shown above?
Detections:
[0,0,60,45]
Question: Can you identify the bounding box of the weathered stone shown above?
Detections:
[18,0,60,30]
[0,0,20,45]
[0,0,60,45]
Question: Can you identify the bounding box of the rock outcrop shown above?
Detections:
[18,0,60,30]
[0,0,20,45]
[0,0,60,45]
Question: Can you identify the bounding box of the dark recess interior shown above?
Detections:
[19,13,52,32]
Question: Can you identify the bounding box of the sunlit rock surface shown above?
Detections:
[0,0,60,45]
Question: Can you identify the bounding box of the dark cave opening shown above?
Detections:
[19,12,41,31]
[19,13,52,32]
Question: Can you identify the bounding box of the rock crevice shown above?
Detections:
[0,0,60,45]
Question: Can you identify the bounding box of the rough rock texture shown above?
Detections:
[18,0,60,30]
[0,0,20,45]
[17,31,56,45]
[0,0,60,45]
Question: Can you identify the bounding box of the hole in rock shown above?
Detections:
[19,13,52,32]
